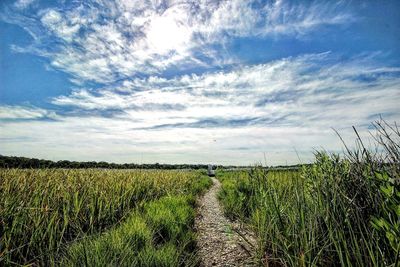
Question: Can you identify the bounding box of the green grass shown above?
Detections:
[62,195,198,266]
[218,159,399,266]
[0,169,211,266]
[217,122,400,266]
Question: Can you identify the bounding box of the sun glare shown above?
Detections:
[146,15,190,54]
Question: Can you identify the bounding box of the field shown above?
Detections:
[0,169,211,266]
[218,141,400,266]
[1,122,399,267]
[215,122,400,266]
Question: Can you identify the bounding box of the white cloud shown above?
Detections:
[40,9,80,42]
[2,53,398,165]
[146,6,192,54]
[3,0,354,83]
[14,0,35,10]
[2,1,397,165]
[49,53,400,130]
[0,105,57,120]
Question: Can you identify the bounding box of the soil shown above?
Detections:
[195,177,257,267]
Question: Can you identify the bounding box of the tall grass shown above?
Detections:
[62,195,199,266]
[218,121,399,266]
[0,169,211,265]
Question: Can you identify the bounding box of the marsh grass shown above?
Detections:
[218,120,399,266]
[0,169,211,265]
[62,195,199,266]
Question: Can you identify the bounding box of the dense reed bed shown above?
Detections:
[218,121,399,266]
[0,168,211,265]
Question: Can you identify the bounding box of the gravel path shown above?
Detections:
[195,177,256,267]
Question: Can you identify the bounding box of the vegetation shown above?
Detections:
[0,155,305,170]
[2,120,398,266]
[62,195,198,266]
[0,169,211,266]
[218,120,400,266]
[0,155,228,170]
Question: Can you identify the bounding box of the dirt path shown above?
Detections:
[195,177,256,267]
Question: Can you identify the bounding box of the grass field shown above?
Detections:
[0,169,211,266]
[1,122,398,267]
[218,161,399,266]
[217,123,400,266]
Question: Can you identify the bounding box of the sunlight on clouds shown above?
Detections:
[2,0,354,83]
[49,53,400,133]
[146,9,191,54]
[0,53,394,164]
[1,1,398,164]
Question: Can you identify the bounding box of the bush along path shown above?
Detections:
[195,177,256,267]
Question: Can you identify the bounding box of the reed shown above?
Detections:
[0,168,211,265]
[218,120,399,266]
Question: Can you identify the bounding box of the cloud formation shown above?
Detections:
[1,0,399,165]
[0,105,57,120]
[13,0,36,10]
[1,53,399,164]
[50,53,400,129]
[4,0,352,83]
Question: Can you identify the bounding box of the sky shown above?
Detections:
[0,0,399,165]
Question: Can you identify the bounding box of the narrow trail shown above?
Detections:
[195,177,256,267]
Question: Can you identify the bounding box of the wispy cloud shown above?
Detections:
[13,0,36,10]
[2,0,353,84]
[2,0,398,165]
[0,105,57,120]
[50,53,400,130]
[1,53,399,164]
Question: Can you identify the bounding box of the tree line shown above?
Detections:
[0,155,307,170]
[0,155,228,170]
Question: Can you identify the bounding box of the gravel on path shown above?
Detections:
[195,177,257,267]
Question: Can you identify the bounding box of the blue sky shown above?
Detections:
[0,0,399,165]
